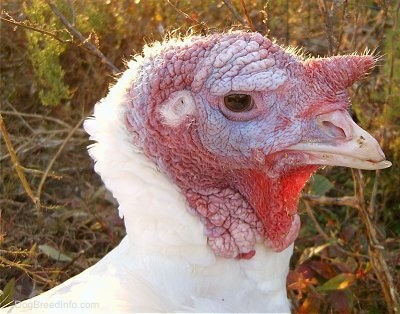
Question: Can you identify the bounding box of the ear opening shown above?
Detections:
[159,91,196,127]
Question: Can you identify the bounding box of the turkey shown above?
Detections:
[6,31,391,313]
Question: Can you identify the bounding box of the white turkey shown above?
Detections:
[5,31,391,313]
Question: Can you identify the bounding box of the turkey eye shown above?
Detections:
[223,94,253,112]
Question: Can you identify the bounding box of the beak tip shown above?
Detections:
[379,160,392,169]
[365,159,392,170]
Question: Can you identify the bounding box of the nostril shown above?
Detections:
[322,121,347,139]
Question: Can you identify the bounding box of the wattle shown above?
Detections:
[234,162,318,252]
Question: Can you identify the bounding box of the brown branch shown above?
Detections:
[1,109,72,129]
[303,201,331,241]
[318,0,338,55]
[352,170,400,314]
[336,0,347,52]
[0,113,39,207]
[239,0,256,31]
[301,193,358,208]
[369,169,380,218]
[222,0,246,25]
[44,0,120,75]
[165,0,207,29]
[0,11,69,44]
[3,102,35,134]
[2,8,118,75]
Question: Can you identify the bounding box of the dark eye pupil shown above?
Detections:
[224,94,253,112]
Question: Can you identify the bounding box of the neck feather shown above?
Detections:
[84,67,216,264]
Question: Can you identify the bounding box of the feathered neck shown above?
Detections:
[84,65,216,263]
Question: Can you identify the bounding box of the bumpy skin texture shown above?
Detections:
[124,32,374,258]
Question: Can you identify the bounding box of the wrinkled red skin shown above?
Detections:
[125,32,374,259]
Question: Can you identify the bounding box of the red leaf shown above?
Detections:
[308,260,337,279]
[330,290,354,314]
[297,263,316,279]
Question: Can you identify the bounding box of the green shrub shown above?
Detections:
[23,0,71,106]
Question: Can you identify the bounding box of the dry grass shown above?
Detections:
[1,0,399,312]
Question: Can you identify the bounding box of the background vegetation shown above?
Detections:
[1,0,399,313]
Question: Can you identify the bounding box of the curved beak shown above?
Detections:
[288,110,392,170]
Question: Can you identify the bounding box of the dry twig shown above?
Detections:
[318,0,338,55]
[44,0,120,75]
[301,193,358,207]
[0,10,70,44]
[239,0,255,32]
[165,0,206,28]
[2,5,119,75]
[222,0,246,25]
[352,169,400,314]
[0,109,72,129]
[0,113,39,207]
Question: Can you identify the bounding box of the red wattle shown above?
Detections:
[234,165,317,252]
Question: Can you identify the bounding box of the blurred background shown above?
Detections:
[1,0,399,312]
